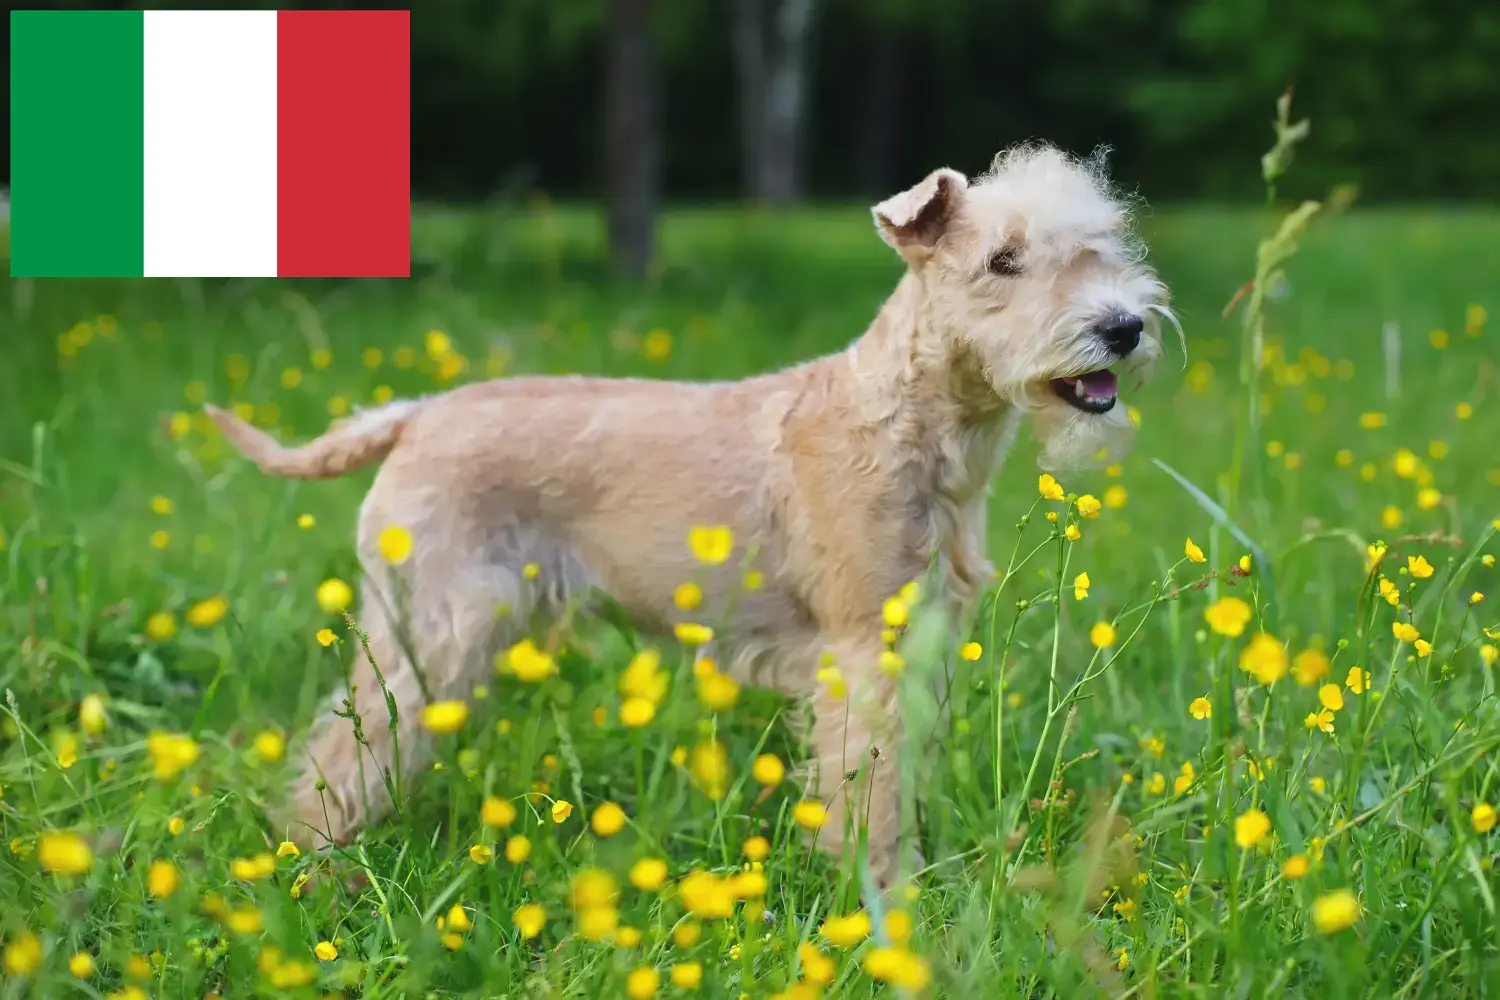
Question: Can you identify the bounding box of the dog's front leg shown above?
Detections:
[805,638,909,888]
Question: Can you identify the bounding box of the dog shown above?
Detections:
[208,143,1170,884]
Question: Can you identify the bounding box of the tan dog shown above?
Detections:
[208,143,1171,883]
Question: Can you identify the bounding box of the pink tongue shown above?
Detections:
[1079,371,1117,398]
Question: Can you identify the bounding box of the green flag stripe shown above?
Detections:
[10,10,146,277]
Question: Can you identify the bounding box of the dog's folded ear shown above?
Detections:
[872,168,968,258]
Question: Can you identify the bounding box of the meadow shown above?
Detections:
[1,168,1498,997]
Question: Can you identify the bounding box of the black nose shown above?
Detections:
[1097,313,1143,356]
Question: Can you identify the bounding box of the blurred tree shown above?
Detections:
[605,0,659,279]
[730,0,821,203]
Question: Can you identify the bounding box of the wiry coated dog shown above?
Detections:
[209,144,1171,883]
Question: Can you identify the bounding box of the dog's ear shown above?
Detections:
[872,168,968,259]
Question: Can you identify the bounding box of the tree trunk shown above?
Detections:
[731,0,818,205]
[604,0,658,280]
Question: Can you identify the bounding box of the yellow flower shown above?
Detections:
[513,903,546,939]
[1173,762,1195,795]
[147,731,199,780]
[878,649,906,676]
[148,860,180,898]
[314,941,338,961]
[1065,524,1082,541]
[1145,771,1166,795]
[1104,484,1128,509]
[620,697,656,727]
[1189,696,1212,720]
[168,816,185,836]
[446,904,473,932]
[69,951,95,978]
[1417,487,1442,510]
[56,732,79,769]
[744,569,765,590]
[960,641,982,661]
[145,611,177,641]
[1416,638,1435,657]
[1233,809,1271,849]
[742,836,771,862]
[679,871,736,919]
[626,966,660,999]
[316,627,336,647]
[1073,572,1091,601]
[673,921,702,947]
[675,622,715,646]
[1318,683,1344,712]
[863,947,932,991]
[1037,473,1065,500]
[1204,596,1253,637]
[793,799,828,830]
[1346,667,1370,694]
[674,582,703,610]
[377,525,413,565]
[885,909,912,945]
[751,753,786,786]
[422,700,469,734]
[482,796,517,828]
[687,525,734,565]
[79,693,108,735]
[882,596,909,627]
[3,932,42,976]
[1282,854,1310,879]
[696,669,740,711]
[1382,505,1403,530]
[820,911,872,948]
[505,835,531,864]
[591,802,626,837]
[1473,803,1498,833]
[276,840,300,858]
[1076,494,1103,518]
[186,595,228,628]
[1407,554,1434,579]
[1471,592,1485,605]
[39,832,93,875]
[150,529,170,550]
[504,638,556,682]
[1305,709,1335,734]
[317,578,353,614]
[150,494,174,515]
[1482,644,1498,668]
[690,741,730,800]
[1309,776,1328,794]
[1292,648,1330,686]
[1382,620,1417,649]
[1090,621,1116,648]
[441,931,464,950]
[1116,948,1130,971]
[469,844,493,865]
[1239,632,1288,685]
[252,729,285,762]
[1185,538,1206,563]
[629,857,668,891]
[230,854,276,880]
[1311,890,1361,934]
[551,799,574,824]
[296,513,316,530]
[670,962,703,989]
[1379,577,1400,606]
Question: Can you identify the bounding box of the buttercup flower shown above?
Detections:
[186,596,228,628]
[1205,597,1253,638]
[1318,683,1344,712]
[316,628,336,647]
[1283,854,1310,879]
[39,832,94,875]
[513,903,546,939]
[1073,572,1090,600]
[1234,809,1271,849]
[752,753,786,786]
[1090,622,1116,648]
[505,835,531,864]
[1076,494,1102,518]
[1346,667,1370,694]
[1185,538,1205,563]
[422,701,469,734]
[315,941,338,961]
[1311,890,1360,934]
[317,578,353,614]
[1305,709,1335,734]
[482,796,517,828]
[820,911,872,947]
[378,525,413,565]
[629,857,668,891]
[552,800,574,824]
[591,802,626,837]
[1239,633,1288,685]
[1037,474,1064,500]
[1473,803,1497,833]
[1292,648,1330,686]
[793,800,828,830]
[1407,554,1434,579]
[960,641,982,661]
[688,525,734,565]
[1189,696,1212,720]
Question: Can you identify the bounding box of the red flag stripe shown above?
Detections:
[276,10,409,278]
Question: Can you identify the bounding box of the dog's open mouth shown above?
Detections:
[1050,370,1118,414]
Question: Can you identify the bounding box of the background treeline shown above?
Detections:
[4,0,1499,206]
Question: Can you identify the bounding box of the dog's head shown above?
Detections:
[873,143,1174,469]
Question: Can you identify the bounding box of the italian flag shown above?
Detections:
[9,9,410,279]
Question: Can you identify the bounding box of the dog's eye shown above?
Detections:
[987,247,1023,277]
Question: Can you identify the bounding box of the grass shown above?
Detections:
[1,180,1499,998]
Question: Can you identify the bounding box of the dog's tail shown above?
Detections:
[205,399,423,479]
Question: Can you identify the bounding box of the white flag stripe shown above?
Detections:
[143,10,278,278]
